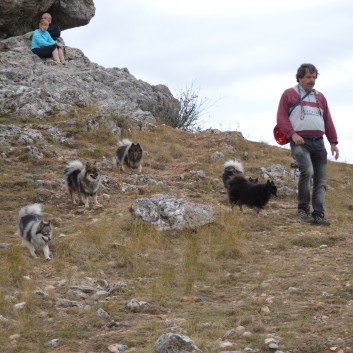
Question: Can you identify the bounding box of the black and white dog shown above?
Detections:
[227,175,277,213]
[113,139,143,173]
[64,160,102,209]
[17,204,53,260]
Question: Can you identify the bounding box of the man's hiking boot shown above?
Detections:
[297,209,314,223]
[312,214,330,226]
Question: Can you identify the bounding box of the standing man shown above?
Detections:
[276,63,339,226]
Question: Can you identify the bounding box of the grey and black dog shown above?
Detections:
[113,139,143,173]
[17,203,53,260]
[64,160,102,209]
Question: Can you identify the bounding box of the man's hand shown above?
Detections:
[331,144,339,160]
[291,132,304,145]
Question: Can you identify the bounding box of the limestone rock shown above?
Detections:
[0,33,180,124]
[155,333,202,353]
[132,195,215,231]
[0,0,95,39]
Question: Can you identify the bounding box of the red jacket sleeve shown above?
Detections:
[276,89,296,139]
[321,94,338,145]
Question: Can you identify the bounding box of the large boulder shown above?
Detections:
[0,0,95,39]
[0,33,180,124]
[132,195,215,231]
[155,333,203,353]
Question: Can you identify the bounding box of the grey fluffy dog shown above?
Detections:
[64,160,102,209]
[113,139,143,173]
[17,203,53,260]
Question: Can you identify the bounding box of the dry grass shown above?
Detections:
[0,114,353,352]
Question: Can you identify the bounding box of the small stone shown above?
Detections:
[222,328,236,339]
[94,290,109,298]
[9,334,20,340]
[219,341,233,348]
[265,297,274,304]
[13,302,26,310]
[108,343,128,352]
[44,284,56,292]
[265,338,277,345]
[269,342,279,349]
[44,338,63,347]
[320,244,328,249]
[288,286,301,292]
[107,321,130,329]
[0,314,9,323]
[34,290,49,296]
[0,243,11,248]
[96,308,109,319]
[321,291,333,297]
[261,305,271,314]
[242,331,252,337]
[235,325,245,334]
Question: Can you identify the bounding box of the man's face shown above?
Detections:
[42,15,52,24]
[298,69,317,92]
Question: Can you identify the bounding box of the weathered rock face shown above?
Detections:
[132,195,215,231]
[0,0,95,39]
[155,333,203,353]
[0,33,180,124]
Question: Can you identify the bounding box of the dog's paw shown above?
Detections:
[93,203,103,210]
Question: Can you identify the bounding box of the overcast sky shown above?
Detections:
[63,0,353,164]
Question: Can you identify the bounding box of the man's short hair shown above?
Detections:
[42,13,52,20]
[296,63,319,82]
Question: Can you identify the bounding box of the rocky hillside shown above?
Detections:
[0,113,352,353]
[0,33,180,126]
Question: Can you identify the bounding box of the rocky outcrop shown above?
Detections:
[155,333,203,353]
[0,33,180,125]
[0,0,95,39]
[132,195,215,231]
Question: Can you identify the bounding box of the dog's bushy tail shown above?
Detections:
[19,203,43,217]
[223,159,244,173]
[222,159,246,189]
[115,139,133,167]
[119,138,132,147]
[64,160,84,176]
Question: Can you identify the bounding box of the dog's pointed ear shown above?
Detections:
[86,162,91,168]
